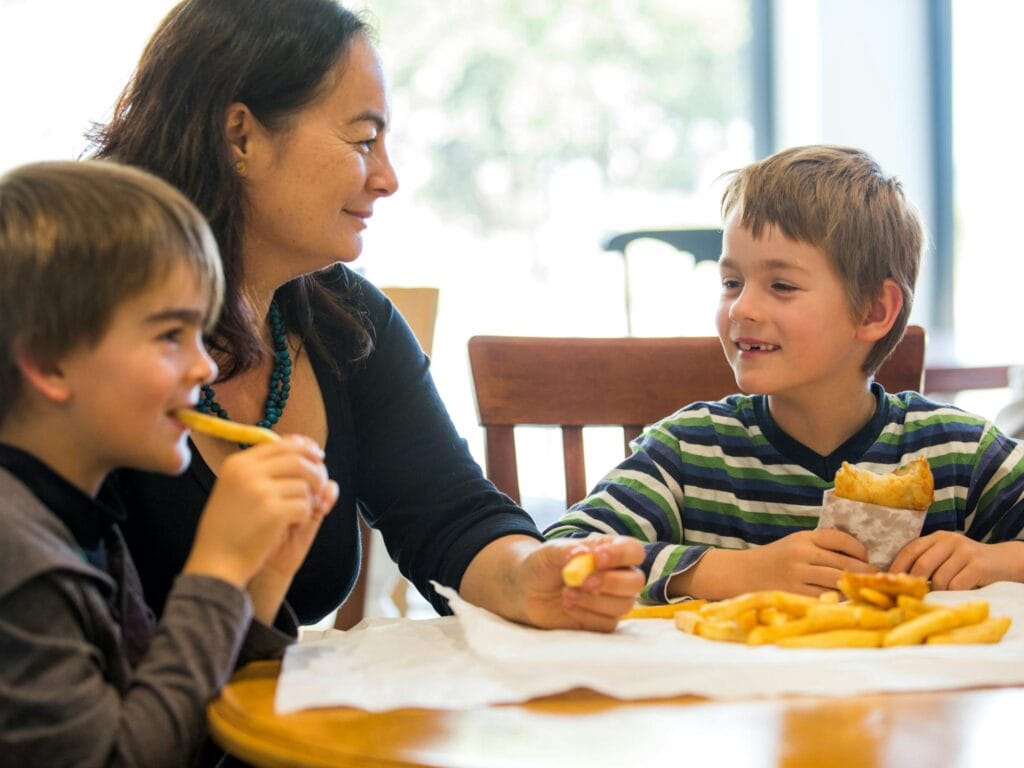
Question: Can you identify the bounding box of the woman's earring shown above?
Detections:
[235,160,247,176]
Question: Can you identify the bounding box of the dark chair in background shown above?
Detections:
[602,228,723,335]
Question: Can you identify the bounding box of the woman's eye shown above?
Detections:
[772,282,797,293]
[721,278,742,290]
[357,136,377,152]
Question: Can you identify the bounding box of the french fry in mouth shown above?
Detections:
[175,409,280,446]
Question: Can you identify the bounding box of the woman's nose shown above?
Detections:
[370,142,399,197]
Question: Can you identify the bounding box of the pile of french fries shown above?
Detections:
[667,572,1011,648]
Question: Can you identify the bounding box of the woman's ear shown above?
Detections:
[13,344,72,405]
[856,278,904,343]
[224,101,258,166]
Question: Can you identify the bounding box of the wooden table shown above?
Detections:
[209,661,1024,767]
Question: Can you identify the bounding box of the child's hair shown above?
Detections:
[720,145,924,375]
[0,160,223,424]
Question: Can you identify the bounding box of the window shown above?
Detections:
[360,0,758,520]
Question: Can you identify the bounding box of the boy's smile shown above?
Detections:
[716,214,872,403]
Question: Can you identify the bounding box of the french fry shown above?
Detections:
[699,591,774,621]
[925,617,1012,645]
[818,591,841,604]
[695,618,748,643]
[774,591,820,617]
[561,553,596,587]
[837,571,929,601]
[950,601,989,625]
[857,587,895,609]
[882,608,961,647]
[748,610,857,646]
[758,607,790,626]
[777,629,885,649]
[175,409,280,445]
[674,611,702,634]
[623,601,706,620]
[674,611,748,643]
[736,608,760,632]
[806,604,902,630]
[896,595,937,618]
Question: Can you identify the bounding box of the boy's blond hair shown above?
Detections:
[0,160,223,425]
[721,145,923,375]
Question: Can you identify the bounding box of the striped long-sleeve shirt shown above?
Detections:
[543,383,1024,602]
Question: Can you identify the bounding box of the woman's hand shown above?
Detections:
[890,532,1024,590]
[460,535,645,633]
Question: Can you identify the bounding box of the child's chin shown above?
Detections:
[160,444,194,476]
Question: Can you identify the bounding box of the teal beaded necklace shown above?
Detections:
[198,300,291,446]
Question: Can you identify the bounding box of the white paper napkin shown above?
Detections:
[275,581,1024,714]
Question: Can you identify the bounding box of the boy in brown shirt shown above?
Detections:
[0,161,336,766]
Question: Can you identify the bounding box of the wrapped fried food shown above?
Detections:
[833,457,934,511]
[817,458,934,569]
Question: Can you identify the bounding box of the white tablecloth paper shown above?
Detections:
[276,581,1024,714]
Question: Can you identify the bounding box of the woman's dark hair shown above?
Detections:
[90,0,373,378]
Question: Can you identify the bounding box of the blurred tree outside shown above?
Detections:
[362,0,752,236]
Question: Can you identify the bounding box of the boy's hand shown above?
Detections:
[247,478,338,623]
[890,532,1024,590]
[518,536,645,633]
[183,436,330,589]
[737,529,876,596]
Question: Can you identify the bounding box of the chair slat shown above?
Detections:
[623,426,643,456]
[561,426,586,506]
[485,425,520,504]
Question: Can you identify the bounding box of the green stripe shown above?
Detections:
[685,497,817,528]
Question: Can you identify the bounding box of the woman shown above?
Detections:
[93,0,641,632]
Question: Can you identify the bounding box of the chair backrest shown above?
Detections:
[601,228,723,335]
[602,228,723,264]
[468,325,926,506]
[381,286,440,355]
[923,365,1009,396]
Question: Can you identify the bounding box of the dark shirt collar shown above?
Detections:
[0,442,124,550]
[753,381,890,481]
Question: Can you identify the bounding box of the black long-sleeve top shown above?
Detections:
[110,266,541,624]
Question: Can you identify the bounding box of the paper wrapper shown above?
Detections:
[816,489,926,569]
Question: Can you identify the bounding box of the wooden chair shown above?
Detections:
[468,325,925,506]
[334,286,439,630]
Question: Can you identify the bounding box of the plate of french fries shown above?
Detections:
[670,571,1011,648]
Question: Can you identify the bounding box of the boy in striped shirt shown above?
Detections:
[545,145,1024,603]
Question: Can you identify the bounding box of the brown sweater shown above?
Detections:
[0,465,292,767]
